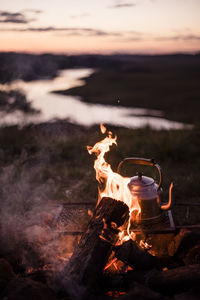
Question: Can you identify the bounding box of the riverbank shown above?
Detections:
[54,54,200,125]
[1,52,199,126]
[1,67,188,130]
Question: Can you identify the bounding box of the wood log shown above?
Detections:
[60,197,129,299]
[103,264,200,297]
[173,231,200,265]
[114,282,168,300]
[147,264,200,295]
[114,240,161,271]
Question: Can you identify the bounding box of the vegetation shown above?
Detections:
[0,90,38,114]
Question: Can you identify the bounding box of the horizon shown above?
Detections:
[0,0,200,54]
[1,49,200,56]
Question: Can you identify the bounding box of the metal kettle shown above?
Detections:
[117,158,173,222]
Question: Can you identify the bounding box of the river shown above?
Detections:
[0,68,191,130]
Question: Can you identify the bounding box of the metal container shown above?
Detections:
[117,158,173,222]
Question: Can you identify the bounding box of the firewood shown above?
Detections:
[60,197,129,299]
[147,264,200,295]
[115,282,168,300]
[173,231,200,265]
[103,264,200,297]
[114,239,161,271]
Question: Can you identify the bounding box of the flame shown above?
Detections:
[87,124,141,236]
[100,123,107,134]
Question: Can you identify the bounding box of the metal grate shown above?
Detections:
[130,210,176,234]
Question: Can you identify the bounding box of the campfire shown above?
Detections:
[87,124,174,235]
[58,124,200,299]
[1,124,200,300]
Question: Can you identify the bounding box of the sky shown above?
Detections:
[0,0,200,54]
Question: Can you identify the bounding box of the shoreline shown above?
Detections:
[1,52,199,126]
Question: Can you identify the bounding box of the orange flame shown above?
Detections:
[87,124,141,236]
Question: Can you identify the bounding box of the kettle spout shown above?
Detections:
[160,182,174,211]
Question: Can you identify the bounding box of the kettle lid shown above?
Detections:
[128,172,154,191]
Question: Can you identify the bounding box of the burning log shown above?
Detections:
[113,240,161,271]
[60,197,129,299]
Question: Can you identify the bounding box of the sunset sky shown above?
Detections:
[0,0,200,54]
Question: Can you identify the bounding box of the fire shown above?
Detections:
[87,124,141,236]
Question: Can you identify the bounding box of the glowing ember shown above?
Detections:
[139,240,152,251]
[104,257,118,271]
[106,291,126,298]
[87,124,141,236]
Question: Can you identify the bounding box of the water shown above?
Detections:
[0,69,191,130]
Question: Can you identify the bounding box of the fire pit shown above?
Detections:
[55,125,200,299]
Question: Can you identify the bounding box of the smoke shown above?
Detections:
[0,148,79,281]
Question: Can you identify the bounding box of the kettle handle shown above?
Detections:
[117,157,162,190]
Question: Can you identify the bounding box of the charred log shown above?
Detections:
[103,264,200,297]
[115,282,168,300]
[147,264,200,295]
[114,239,161,271]
[173,231,200,265]
[60,197,129,299]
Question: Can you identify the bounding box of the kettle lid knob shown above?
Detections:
[136,171,143,180]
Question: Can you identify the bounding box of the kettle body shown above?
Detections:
[117,158,173,223]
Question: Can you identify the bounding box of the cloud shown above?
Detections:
[119,32,200,43]
[0,10,35,24]
[123,37,142,41]
[108,0,137,9]
[155,34,200,41]
[0,26,123,37]
[23,9,42,14]
[109,3,136,8]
